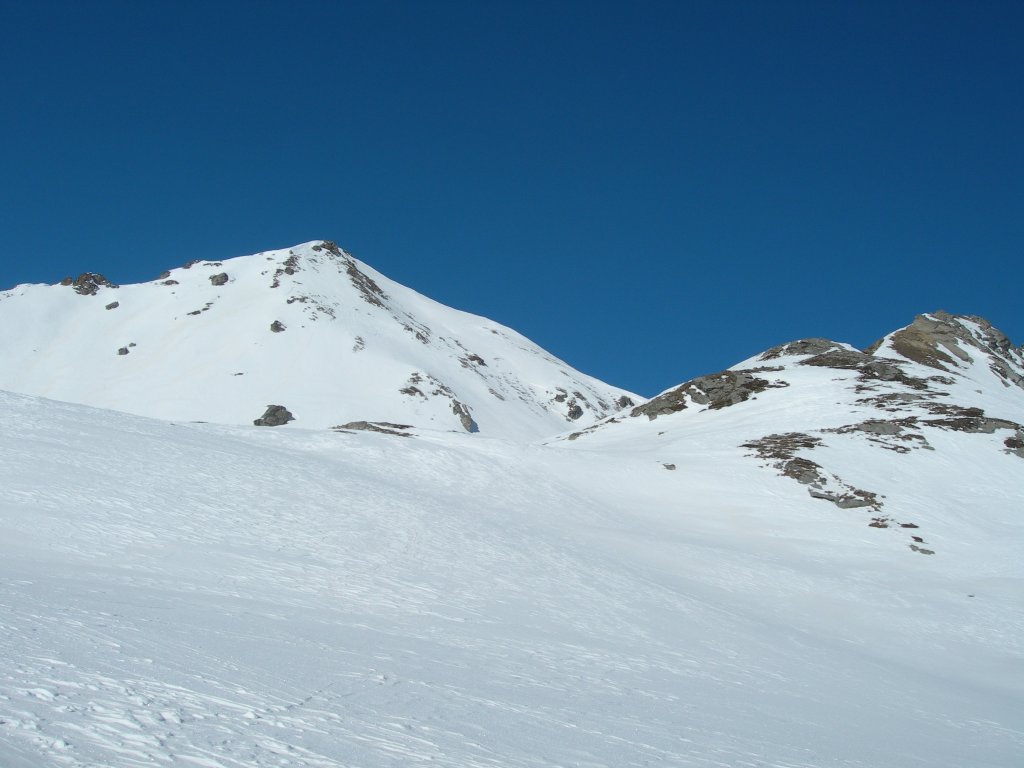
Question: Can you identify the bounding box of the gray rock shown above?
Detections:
[270,320,286,333]
[105,301,119,310]
[209,272,229,286]
[333,421,413,437]
[451,400,479,433]
[631,370,781,420]
[1005,432,1024,459]
[117,347,129,356]
[68,272,118,296]
[253,405,294,427]
[760,338,844,360]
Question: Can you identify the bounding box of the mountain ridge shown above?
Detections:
[0,240,635,441]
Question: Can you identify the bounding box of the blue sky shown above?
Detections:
[2,1,1022,396]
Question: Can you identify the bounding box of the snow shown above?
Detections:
[0,241,634,441]
[1,387,1022,767]
[1,244,1023,766]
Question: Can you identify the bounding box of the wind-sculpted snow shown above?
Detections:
[1,390,1023,767]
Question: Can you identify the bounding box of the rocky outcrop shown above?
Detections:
[61,273,117,296]
[632,370,783,420]
[742,433,880,511]
[253,405,294,426]
[759,338,845,360]
[452,400,479,433]
[867,312,1024,390]
[799,349,930,390]
[209,273,229,286]
[270,320,286,333]
[332,421,413,437]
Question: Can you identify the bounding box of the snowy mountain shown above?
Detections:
[0,240,634,441]
[1,244,1023,768]
[560,311,1024,557]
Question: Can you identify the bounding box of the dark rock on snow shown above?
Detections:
[253,405,294,427]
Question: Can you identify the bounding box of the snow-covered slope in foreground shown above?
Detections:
[0,241,634,441]
[2,389,1022,767]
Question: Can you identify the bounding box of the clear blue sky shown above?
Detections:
[2,1,1022,396]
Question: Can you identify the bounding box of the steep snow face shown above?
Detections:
[558,313,1024,559]
[0,241,635,441]
[2,391,1023,767]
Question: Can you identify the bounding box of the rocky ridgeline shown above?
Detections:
[563,312,1024,556]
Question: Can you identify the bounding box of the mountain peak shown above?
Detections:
[0,240,635,440]
[867,311,1024,391]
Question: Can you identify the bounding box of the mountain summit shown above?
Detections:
[0,240,634,440]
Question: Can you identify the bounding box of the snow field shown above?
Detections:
[1,390,1022,767]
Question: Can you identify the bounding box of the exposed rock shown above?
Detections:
[567,402,584,420]
[921,405,1024,436]
[345,259,388,308]
[824,418,932,453]
[1004,433,1024,458]
[68,273,117,296]
[270,320,286,333]
[209,273,229,286]
[632,370,783,420]
[662,463,676,471]
[156,270,171,280]
[616,395,635,409]
[181,259,201,270]
[452,400,479,433]
[117,347,129,356]
[332,421,413,437]
[784,457,827,486]
[865,313,970,370]
[924,414,1021,434]
[270,253,301,287]
[808,487,878,509]
[105,301,119,310]
[161,279,179,286]
[741,432,822,460]
[760,338,845,360]
[856,392,933,411]
[799,349,929,390]
[742,433,881,511]
[253,405,294,427]
[868,312,1024,391]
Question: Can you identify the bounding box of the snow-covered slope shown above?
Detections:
[2,258,1023,768]
[559,312,1024,558]
[1,388,1022,767]
[0,241,634,441]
